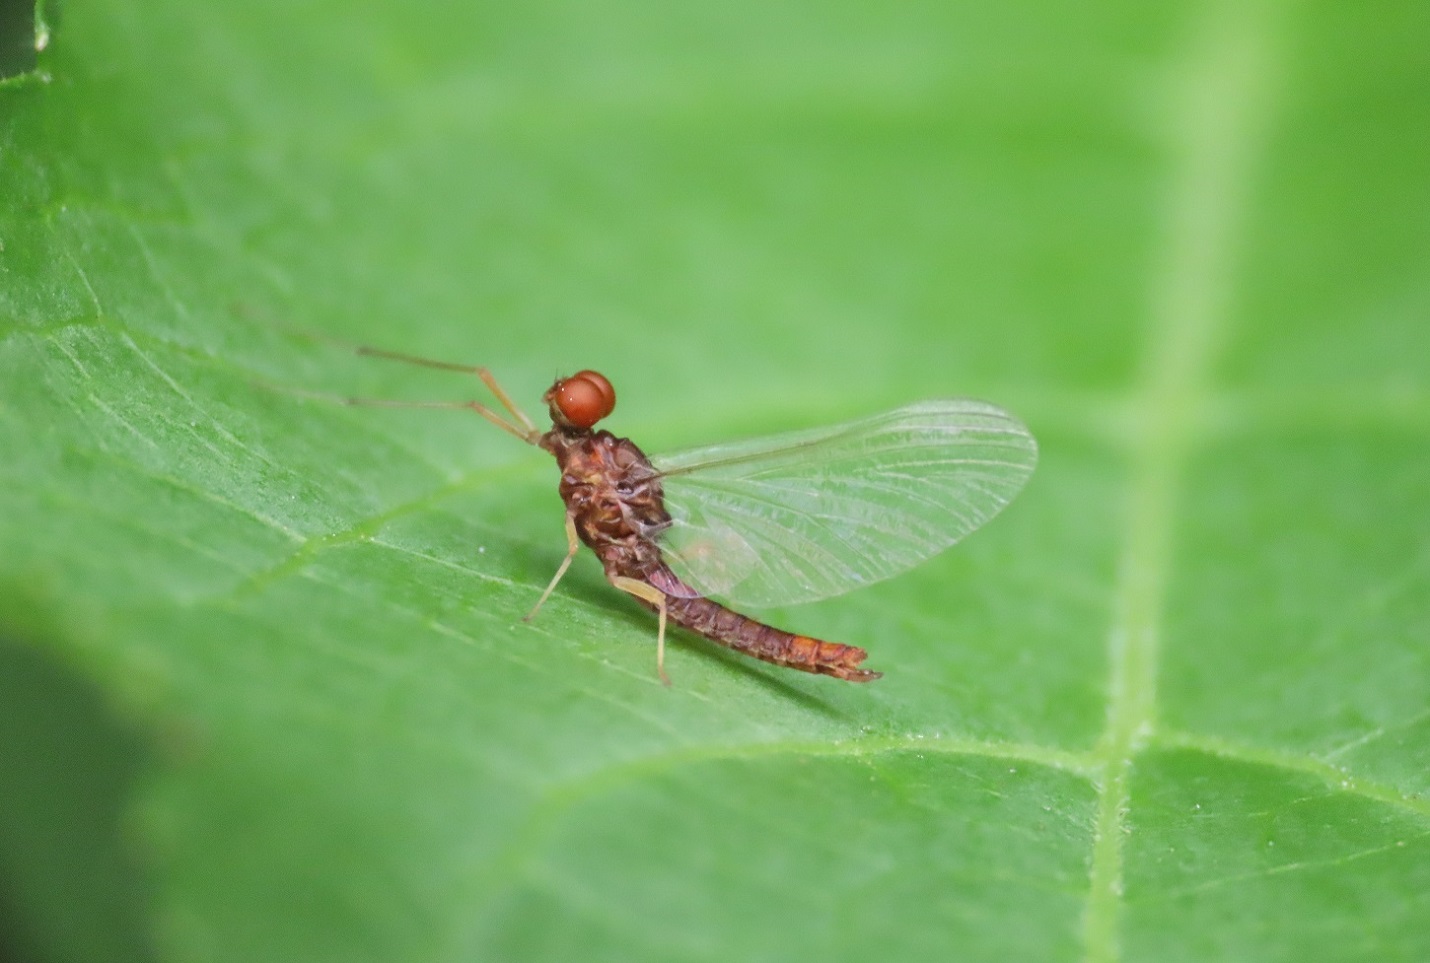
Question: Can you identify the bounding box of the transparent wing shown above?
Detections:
[650,400,1037,609]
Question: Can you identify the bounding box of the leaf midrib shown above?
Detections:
[1083,2,1284,961]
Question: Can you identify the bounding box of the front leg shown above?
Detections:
[609,576,671,686]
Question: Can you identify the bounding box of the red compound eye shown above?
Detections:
[556,370,616,428]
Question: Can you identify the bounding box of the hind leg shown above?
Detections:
[609,576,670,686]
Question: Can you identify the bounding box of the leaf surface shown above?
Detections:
[1,1,1427,961]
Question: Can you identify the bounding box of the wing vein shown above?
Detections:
[654,400,1037,606]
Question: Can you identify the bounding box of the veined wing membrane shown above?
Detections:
[650,400,1037,609]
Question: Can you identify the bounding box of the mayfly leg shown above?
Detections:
[249,316,543,442]
[266,383,536,444]
[353,346,540,439]
[525,513,581,622]
[609,577,671,687]
[525,517,677,685]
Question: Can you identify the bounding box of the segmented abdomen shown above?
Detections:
[664,594,881,682]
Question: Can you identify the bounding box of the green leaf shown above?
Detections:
[2,0,1427,961]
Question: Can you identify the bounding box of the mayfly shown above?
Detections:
[318,347,1037,684]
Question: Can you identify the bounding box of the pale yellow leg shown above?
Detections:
[352,346,541,442]
[474,366,539,435]
[610,576,671,686]
[525,514,580,622]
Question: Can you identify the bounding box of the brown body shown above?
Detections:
[540,426,880,682]
[318,349,881,683]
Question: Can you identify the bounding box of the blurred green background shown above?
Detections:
[2,0,1427,961]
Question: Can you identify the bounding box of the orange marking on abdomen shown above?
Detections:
[661,591,882,682]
